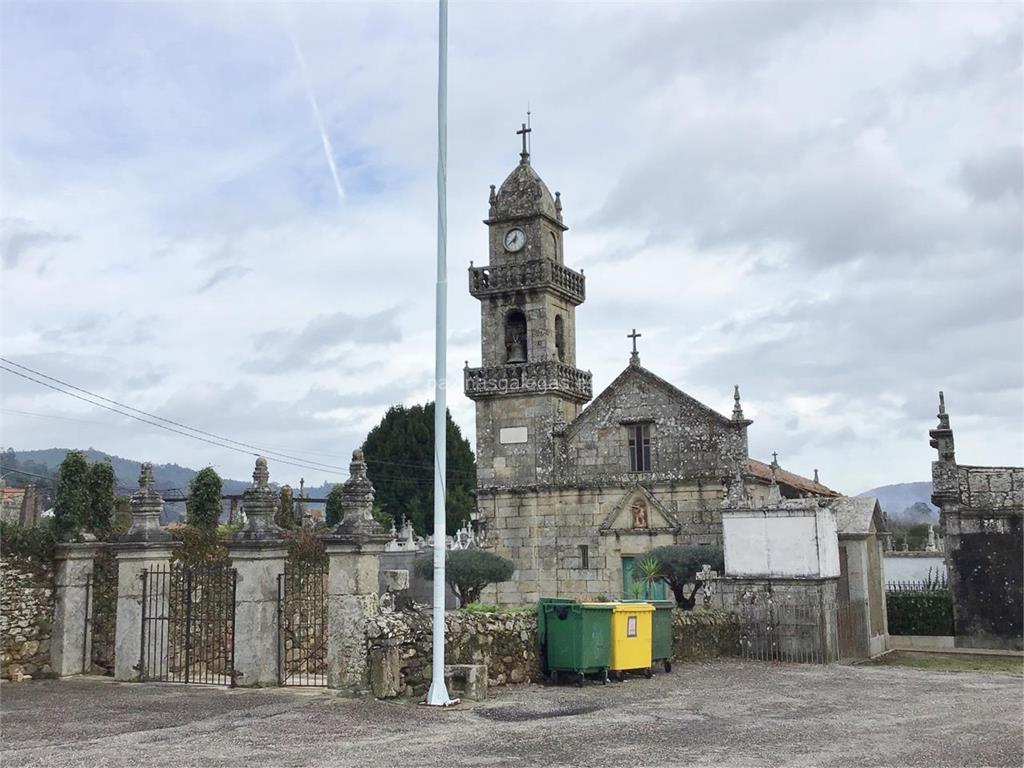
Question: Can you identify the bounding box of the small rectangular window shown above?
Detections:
[578,544,590,569]
[627,424,651,472]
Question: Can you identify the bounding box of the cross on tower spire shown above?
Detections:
[516,122,531,163]
[627,329,642,366]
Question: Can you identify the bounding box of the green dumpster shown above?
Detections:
[537,598,578,675]
[624,599,675,672]
[539,601,614,685]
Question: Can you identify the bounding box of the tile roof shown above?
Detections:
[746,458,840,497]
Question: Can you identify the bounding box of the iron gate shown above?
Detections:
[277,560,328,686]
[140,564,237,685]
[83,548,118,675]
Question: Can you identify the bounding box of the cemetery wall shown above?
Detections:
[0,557,54,679]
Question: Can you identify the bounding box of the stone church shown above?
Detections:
[466,130,836,604]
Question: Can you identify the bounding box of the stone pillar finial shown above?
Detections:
[928,391,956,462]
[732,385,745,421]
[120,462,171,543]
[767,461,782,504]
[329,450,388,540]
[555,191,563,222]
[233,456,284,542]
[488,184,497,217]
[813,468,819,484]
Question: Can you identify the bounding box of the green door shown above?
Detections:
[621,556,666,600]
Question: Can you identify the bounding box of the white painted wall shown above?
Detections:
[883,554,946,583]
[723,507,840,578]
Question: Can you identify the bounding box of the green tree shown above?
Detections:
[415,549,514,605]
[647,545,725,609]
[84,459,116,538]
[54,450,90,538]
[361,403,477,535]
[325,484,344,527]
[276,485,295,529]
[186,467,223,531]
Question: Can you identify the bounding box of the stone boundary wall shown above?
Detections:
[0,557,55,679]
[367,606,741,698]
[367,609,540,698]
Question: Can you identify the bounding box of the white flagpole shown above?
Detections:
[426,0,453,707]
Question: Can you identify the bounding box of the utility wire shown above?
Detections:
[0,358,479,481]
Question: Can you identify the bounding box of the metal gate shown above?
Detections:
[83,548,118,675]
[736,601,834,664]
[277,560,328,686]
[140,564,236,685]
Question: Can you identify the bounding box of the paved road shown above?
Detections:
[2,661,1021,767]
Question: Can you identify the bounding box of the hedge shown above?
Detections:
[886,590,954,636]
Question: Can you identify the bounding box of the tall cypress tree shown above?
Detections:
[85,459,116,538]
[361,403,476,535]
[54,450,90,538]
[187,467,223,531]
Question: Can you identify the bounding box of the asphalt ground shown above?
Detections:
[1,660,1021,767]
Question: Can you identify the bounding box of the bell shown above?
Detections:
[507,337,527,363]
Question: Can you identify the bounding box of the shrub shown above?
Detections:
[0,519,58,563]
[186,467,223,531]
[886,590,954,636]
[171,525,229,566]
[325,484,344,527]
[287,528,327,565]
[415,549,515,605]
[647,544,724,609]
[84,459,116,538]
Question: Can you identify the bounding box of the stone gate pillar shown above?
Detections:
[50,540,104,677]
[323,450,389,691]
[113,463,177,681]
[228,457,287,687]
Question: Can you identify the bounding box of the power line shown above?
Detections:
[0,358,479,481]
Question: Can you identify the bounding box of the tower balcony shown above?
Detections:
[464,360,593,404]
[468,259,585,305]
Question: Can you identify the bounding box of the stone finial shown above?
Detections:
[813,469,819,484]
[234,456,284,543]
[928,390,956,462]
[488,184,497,217]
[771,451,779,468]
[555,191,563,222]
[329,449,388,541]
[925,525,938,552]
[732,385,745,421]
[120,462,171,543]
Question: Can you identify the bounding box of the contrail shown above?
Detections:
[286,25,344,207]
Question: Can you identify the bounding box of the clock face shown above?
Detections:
[503,228,526,253]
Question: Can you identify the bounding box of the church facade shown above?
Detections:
[466,132,836,605]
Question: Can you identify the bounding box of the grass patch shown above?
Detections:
[459,602,536,614]
[867,651,1023,674]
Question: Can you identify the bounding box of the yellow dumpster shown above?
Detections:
[609,602,654,680]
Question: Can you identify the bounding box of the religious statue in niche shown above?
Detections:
[631,498,648,529]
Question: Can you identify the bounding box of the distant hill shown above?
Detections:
[6,448,258,523]
[857,481,938,525]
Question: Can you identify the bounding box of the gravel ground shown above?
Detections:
[1,660,1021,768]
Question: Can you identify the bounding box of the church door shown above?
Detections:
[621,556,667,600]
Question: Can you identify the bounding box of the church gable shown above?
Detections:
[555,362,747,485]
[599,485,682,535]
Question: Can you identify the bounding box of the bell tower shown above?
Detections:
[465,126,592,488]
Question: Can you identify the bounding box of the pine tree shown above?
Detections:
[361,403,476,535]
[187,467,223,531]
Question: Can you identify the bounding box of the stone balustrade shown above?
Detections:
[468,259,585,305]
[464,360,593,403]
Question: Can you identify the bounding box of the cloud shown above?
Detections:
[196,264,253,293]
[958,145,1023,203]
[1,218,74,270]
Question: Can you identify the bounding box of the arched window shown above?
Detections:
[505,309,528,363]
[550,231,558,261]
[554,314,565,362]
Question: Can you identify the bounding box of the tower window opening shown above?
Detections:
[505,309,528,363]
[628,424,652,472]
[555,315,566,362]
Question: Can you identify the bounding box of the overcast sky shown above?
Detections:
[1,1,1021,495]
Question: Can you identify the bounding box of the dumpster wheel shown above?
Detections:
[644,668,653,679]
[575,673,584,687]
[663,660,672,673]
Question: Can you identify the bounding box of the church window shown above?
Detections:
[550,231,558,261]
[554,315,565,362]
[628,424,651,472]
[578,544,589,569]
[504,309,528,363]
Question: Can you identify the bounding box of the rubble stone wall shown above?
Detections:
[0,557,54,678]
